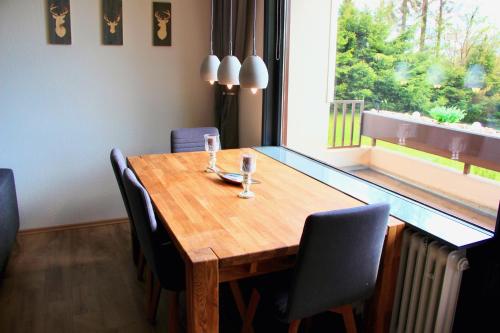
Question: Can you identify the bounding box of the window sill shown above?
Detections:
[255,146,494,249]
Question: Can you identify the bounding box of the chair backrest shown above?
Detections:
[286,203,390,321]
[0,169,20,278]
[122,168,162,276]
[170,127,219,153]
[110,148,133,222]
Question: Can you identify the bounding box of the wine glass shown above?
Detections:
[238,154,257,199]
[397,123,410,145]
[449,136,466,160]
[204,134,220,172]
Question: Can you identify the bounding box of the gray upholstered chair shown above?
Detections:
[0,169,19,281]
[241,203,390,333]
[110,148,141,270]
[170,127,219,153]
[122,168,185,327]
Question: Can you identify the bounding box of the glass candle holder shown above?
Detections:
[238,154,256,199]
[449,137,466,161]
[204,134,220,172]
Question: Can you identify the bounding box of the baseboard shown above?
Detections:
[19,218,129,235]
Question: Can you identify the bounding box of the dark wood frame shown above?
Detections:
[261,0,287,146]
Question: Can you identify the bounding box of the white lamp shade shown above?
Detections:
[239,55,269,89]
[217,55,241,86]
[200,55,220,82]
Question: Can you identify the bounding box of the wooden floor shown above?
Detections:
[0,223,348,333]
[0,223,173,333]
[353,168,496,231]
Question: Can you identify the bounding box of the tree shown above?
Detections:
[459,8,479,65]
[419,0,429,51]
[401,0,409,31]
[334,0,499,128]
[435,0,445,55]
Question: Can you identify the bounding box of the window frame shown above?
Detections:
[261,0,500,235]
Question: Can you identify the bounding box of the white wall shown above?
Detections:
[0,0,214,229]
[239,0,264,148]
[286,0,337,155]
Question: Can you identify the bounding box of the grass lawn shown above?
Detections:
[327,112,500,182]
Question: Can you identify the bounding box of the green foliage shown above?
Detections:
[334,0,500,128]
[428,106,466,123]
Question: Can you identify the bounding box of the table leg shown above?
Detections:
[185,248,219,333]
[367,222,405,333]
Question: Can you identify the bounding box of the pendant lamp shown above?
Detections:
[239,0,268,94]
[200,0,220,85]
[217,0,241,90]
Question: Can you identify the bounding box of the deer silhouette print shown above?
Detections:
[49,4,69,38]
[104,14,121,34]
[155,10,170,40]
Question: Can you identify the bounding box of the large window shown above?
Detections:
[281,0,500,231]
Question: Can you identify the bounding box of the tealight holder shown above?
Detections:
[204,134,220,172]
[238,153,256,199]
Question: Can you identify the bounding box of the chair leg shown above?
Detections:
[331,305,357,333]
[288,320,301,333]
[131,224,140,266]
[229,282,246,319]
[229,281,255,333]
[167,291,179,333]
[241,289,260,333]
[303,317,312,332]
[147,279,162,324]
[137,250,145,281]
[145,267,153,313]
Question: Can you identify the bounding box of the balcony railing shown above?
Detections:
[329,100,364,148]
[328,105,500,175]
[361,110,500,174]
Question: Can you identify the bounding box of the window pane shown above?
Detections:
[283,0,500,231]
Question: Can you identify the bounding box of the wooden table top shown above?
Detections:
[128,148,399,266]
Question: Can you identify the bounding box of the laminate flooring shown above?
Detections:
[0,223,346,333]
[0,223,175,333]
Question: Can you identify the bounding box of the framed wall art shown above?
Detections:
[47,0,71,44]
[103,0,123,45]
[153,2,171,46]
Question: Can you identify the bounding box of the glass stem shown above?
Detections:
[243,172,251,193]
[209,151,217,170]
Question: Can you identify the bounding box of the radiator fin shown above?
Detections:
[390,230,468,333]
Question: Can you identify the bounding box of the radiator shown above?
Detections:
[389,230,469,333]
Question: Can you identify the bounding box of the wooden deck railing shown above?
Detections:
[361,110,500,174]
[329,100,364,148]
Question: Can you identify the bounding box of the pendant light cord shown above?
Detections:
[210,0,214,54]
[229,0,233,56]
[252,0,257,55]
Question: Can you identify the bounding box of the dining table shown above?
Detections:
[128,148,405,333]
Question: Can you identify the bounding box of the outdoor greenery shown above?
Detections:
[334,0,500,128]
[428,106,465,123]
